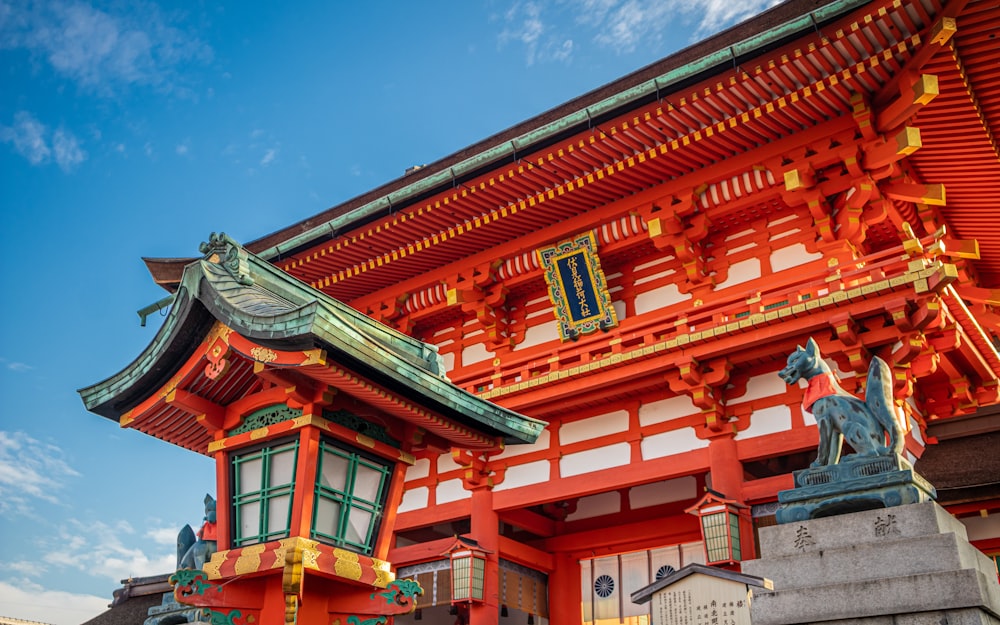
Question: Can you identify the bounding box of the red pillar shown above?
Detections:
[707,433,742,500]
[468,486,500,625]
[706,432,755,561]
[548,552,581,625]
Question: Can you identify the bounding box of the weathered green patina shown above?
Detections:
[775,338,935,523]
[79,233,545,446]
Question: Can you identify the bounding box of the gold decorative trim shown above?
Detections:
[480,262,954,400]
[249,346,278,363]
[333,548,363,581]
[234,544,266,575]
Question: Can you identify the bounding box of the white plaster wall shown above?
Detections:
[634,256,674,272]
[639,395,697,426]
[496,429,550,459]
[768,213,798,229]
[462,342,492,366]
[518,320,560,350]
[436,479,471,504]
[634,268,676,286]
[559,410,629,445]
[613,300,626,322]
[437,453,462,474]
[715,258,761,289]
[440,351,456,373]
[736,404,792,439]
[908,415,924,446]
[635,284,689,315]
[405,458,430,481]
[566,491,621,521]
[729,372,786,404]
[725,228,755,242]
[770,242,823,273]
[769,228,800,242]
[629,476,698,509]
[641,428,708,460]
[560,442,631,477]
[960,514,1000,541]
[493,460,551,492]
[398,487,428,513]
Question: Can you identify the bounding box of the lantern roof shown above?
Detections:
[685,489,750,516]
[441,535,492,556]
[79,233,546,450]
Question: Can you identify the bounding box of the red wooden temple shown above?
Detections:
[82,0,1000,623]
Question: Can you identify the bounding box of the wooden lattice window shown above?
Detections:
[231,438,298,546]
[311,439,391,554]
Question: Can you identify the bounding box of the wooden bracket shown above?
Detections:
[452,448,506,490]
[666,357,732,432]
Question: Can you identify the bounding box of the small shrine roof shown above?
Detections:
[630,563,772,605]
[79,234,545,449]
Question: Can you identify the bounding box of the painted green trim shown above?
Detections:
[311,438,391,554]
[231,439,298,547]
[255,0,867,262]
[79,234,546,445]
[138,294,175,327]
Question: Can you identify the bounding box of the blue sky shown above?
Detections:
[0,0,779,622]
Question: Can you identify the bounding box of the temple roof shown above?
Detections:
[143,0,1000,297]
[80,234,546,450]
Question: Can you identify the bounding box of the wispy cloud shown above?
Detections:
[1,111,88,171]
[43,518,175,583]
[260,147,277,167]
[498,0,782,63]
[1,357,33,372]
[0,580,108,625]
[0,431,81,516]
[52,128,87,169]
[498,1,574,65]
[0,0,211,96]
[224,127,280,173]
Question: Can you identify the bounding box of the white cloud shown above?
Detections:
[0,431,81,516]
[499,1,558,66]
[42,518,176,584]
[175,139,190,156]
[500,0,782,61]
[260,148,276,167]
[52,128,87,170]
[1,112,87,171]
[0,580,108,625]
[1,357,33,371]
[145,525,181,547]
[0,111,51,165]
[0,0,212,96]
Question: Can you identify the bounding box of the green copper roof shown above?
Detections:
[80,233,545,445]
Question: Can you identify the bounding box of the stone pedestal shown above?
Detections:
[742,502,1000,625]
[776,455,936,524]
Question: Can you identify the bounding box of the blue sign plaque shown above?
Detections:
[537,231,618,341]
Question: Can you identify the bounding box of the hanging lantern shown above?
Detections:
[685,490,749,566]
[444,536,491,603]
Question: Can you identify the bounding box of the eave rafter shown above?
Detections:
[120,320,506,453]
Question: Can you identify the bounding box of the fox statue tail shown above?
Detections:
[866,356,904,456]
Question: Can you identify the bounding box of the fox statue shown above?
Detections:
[778,338,903,467]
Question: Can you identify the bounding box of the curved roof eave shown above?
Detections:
[80,235,546,445]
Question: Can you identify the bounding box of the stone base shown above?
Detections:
[776,454,936,524]
[743,501,1000,625]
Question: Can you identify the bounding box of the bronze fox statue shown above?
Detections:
[779,338,903,467]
